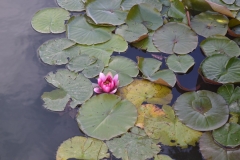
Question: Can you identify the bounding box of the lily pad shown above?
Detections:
[166,54,195,73]
[200,35,240,57]
[223,0,235,4]
[41,89,70,111]
[117,79,173,107]
[86,0,127,25]
[77,94,137,140]
[138,57,176,87]
[199,132,240,160]
[190,11,229,38]
[31,8,70,33]
[121,0,163,11]
[144,105,202,148]
[154,155,172,160]
[168,0,187,23]
[103,56,139,87]
[173,90,229,131]
[106,127,160,160]
[200,54,240,84]
[38,38,80,65]
[66,15,112,45]
[213,123,240,148]
[57,0,85,12]
[45,69,93,106]
[67,55,104,78]
[115,21,148,42]
[233,37,240,45]
[153,22,198,54]
[209,0,240,10]
[126,3,163,30]
[56,136,109,160]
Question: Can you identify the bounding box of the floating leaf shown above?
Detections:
[117,79,172,107]
[209,0,240,10]
[86,0,127,25]
[205,0,235,17]
[168,0,187,23]
[190,11,229,38]
[213,123,240,148]
[106,127,160,160]
[126,3,163,30]
[173,90,229,131]
[115,21,148,42]
[56,136,109,160]
[103,56,139,87]
[233,37,240,45]
[199,132,240,160]
[153,22,198,54]
[200,54,240,84]
[67,15,112,45]
[121,0,163,11]
[38,38,80,65]
[200,35,240,57]
[41,89,70,111]
[57,0,85,12]
[223,0,235,4]
[166,54,195,73]
[154,155,172,160]
[45,69,93,106]
[182,0,212,12]
[31,8,70,33]
[145,105,202,148]
[132,31,159,52]
[77,94,137,140]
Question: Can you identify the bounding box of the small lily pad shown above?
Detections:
[166,54,195,73]
[57,0,85,12]
[121,0,163,11]
[173,90,229,131]
[77,94,137,140]
[67,15,112,45]
[209,0,240,10]
[213,123,240,148]
[106,127,161,160]
[86,0,127,25]
[117,79,173,107]
[153,22,198,54]
[200,35,240,57]
[200,132,240,160]
[144,105,202,148]
[154,155,172,160]
[168,0,187,23]
[191,11,229,38]
[56,136,109,160]
[31,8,70,33]
[126,3,163,30]
[38,38,80,65]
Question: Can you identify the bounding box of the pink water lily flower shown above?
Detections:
[94,72,119,94]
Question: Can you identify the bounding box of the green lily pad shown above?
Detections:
[154,155,172,160]
[103,56,139,87]
[236,0,240,6]
[41,89,70,111]
[168,0,187,23]
[233,37,240,45]
[38,38,80,65]
[209,0,240,10]
[213,123,240,148]
[31,8,70,33]
[144,105,202,148]
[132,31,159,52]
[199,132,240,160]
[86,0,127,25]
[121,0,163,11]
[166,54,195,73]
[56,136,109,160]
[66,15,112,45]
[200,54,240,84]
[126,3,163,30]
[57,0,85,12]
[200,35,240,57]
[191,11,229,38]
[153,22,198,54]
[173,90,229,131]
[67,55,104,78]
[117,79,173,108]
[77,94,137,140]
[138,57,176,87]
[217,84,240,113]
[45,69,93,106]
[115,21,148,42]
[223,0,235,4]
[106,127,161,160]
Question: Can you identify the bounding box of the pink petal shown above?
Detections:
[94,87,103,94]
[106,72,113,78]
[113,74,119,86]
[110,88,117,94]
[99,72,106,81]
[102,86,111,93]
[98,78,103,86]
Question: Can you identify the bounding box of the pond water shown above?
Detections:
[0,0,220,159]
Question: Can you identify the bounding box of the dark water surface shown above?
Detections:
[0,0,214,159]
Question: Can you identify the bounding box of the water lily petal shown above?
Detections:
[99,72,106,81]
[94,87,103,94]
[102,86,111,93]
[113,74,119,86]
[110,88,117,94]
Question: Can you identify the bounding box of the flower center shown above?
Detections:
[104,80,110,85]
